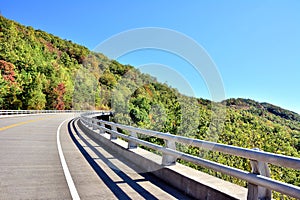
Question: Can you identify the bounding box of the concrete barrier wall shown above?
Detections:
[78,120,247,200]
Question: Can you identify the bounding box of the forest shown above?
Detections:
[0,16,299,199]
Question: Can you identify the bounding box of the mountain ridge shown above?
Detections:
[1,15,298,121]
[224,98,300,122]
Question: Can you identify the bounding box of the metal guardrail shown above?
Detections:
[0,110,97,116]
[80,112,300,199]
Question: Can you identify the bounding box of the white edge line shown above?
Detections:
[57,118,80,200]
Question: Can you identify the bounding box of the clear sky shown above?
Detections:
[1,0,300,113]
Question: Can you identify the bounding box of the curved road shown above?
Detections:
[0,114,75,199]
[0,114,190,200]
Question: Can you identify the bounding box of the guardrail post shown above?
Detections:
[247,148,272,200]
[99,122,105,134]
[110,124,118,140]
[92,119,97,130]
[88,118,92,127]
[128,131,138,149]
[162,139,177,166]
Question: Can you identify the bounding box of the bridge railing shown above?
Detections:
[80,112,300,200]
[0,110,90,116]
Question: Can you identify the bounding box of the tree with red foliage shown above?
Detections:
[53,83,65,110]
[0,60,16,83]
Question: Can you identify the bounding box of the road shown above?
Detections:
[0,114,190,199]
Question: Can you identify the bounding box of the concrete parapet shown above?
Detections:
[78,119,247,200]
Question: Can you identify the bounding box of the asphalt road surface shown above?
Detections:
[0,114,190,200]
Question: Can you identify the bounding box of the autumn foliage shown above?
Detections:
[1,16,300,199]
[53,83,66,110]
[0,60,15,83]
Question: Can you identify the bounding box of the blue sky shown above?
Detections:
[1,0,300,113]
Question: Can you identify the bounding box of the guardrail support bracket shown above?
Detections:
[128,131,138,149]
[247,148,272,200]
[162,139,176,166]
[99,122,105,134]
[110,125,118,140]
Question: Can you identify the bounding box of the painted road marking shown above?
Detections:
[0,115,79,199]
[0,116,56,131]
[57,118,80,200]
[0,120,37,131]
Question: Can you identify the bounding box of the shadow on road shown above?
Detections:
[68,119,190,200]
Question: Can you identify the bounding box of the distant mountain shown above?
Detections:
[261,102,300,122]
[224,98,300,122]
[1,16,299,199]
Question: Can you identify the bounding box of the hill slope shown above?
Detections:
[1,16,299,199]
[224,98,300,122]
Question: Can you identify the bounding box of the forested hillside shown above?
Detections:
[1,16,299,199]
